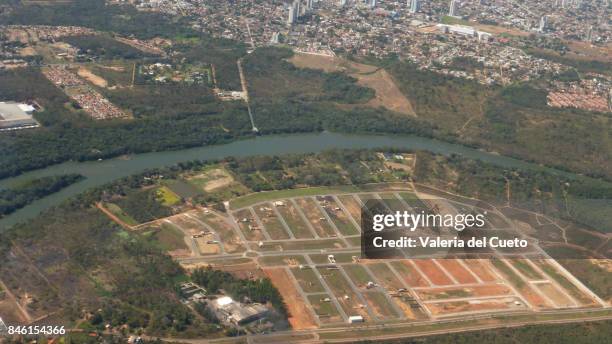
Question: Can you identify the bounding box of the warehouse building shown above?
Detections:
[0,102,39,131]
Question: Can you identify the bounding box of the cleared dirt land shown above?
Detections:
[77,67,108,88]
[390,261,430,287]
[426,297,525,316]
[264,268,318,330]
[436,259,478,284]
[289,53,416,116]
[415,285,513,301]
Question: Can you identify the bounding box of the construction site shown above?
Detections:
[113,184,609,332]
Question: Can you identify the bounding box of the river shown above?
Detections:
[0,131,569,229]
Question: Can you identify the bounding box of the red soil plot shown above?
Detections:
[436,259,478,284]
[390,261,430,287]
[264,268,318,330]
[413,260,453,285]
[463,259,498,282]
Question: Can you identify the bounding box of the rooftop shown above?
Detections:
[0,101,38,130]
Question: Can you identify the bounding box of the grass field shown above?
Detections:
[307,293,343,322]
[490,259,526,288]
[309,253,358,264]
[234,208,264,242]
[336,195,363,228]
[343,264,374,288]
[291,267,326,293]
[165,179,202,199]
[259,239,344,252]
[156,186,181,206]
[230,186,360,209]
[534,259,596,306]
[295,197,337,237]
[510,259,543,280]
[143,223,188,252]
[363,291,400,319]
[276,201,315,239]
[366,263,405,290]
[317,196,360,236]
[252,203,291,239]
[557,259,611,302]
[317,267,368,319]
[259,255,306,267]
[103,202,138,226]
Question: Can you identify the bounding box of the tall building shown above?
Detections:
[287,3,296,25]
[295,0,301,17]
[306,0,314,11]
[449,0,459,17]
[538,15,548,32]
[410,0,420,13]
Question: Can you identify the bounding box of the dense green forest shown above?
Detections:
[372,320,612,344]
[0,0,197,40]
[114,188,173,223]
[0,174,83,217]
[386,60,612,180]
[62,35,156,60]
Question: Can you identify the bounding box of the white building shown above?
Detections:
[348,315,364,323]
[409,0,420,14]
[539,15,548,33]
[0,102,39,131]
[448,0,459,17]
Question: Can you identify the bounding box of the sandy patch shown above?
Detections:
[78,67,108,88]
[289,53,415,116]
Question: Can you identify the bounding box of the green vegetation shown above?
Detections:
[0,174,83,217]
[500,84,548,108]
[556,259,611,301]
[177,38,247,90]
[323,72,375,103]
[526,49,612,76]
[0,0,197,40]
[230,186,359,209]
[412,150,612,234]
[114,188,173,223]
[0,205,217,337]
[440,16,471,26]
[156,186,181,206]
[144,223,188,252]
[243,47,433,137]
[191,266,287,316]
[490,259,525,288]
[387,61,612,180]
[372,320,612,344]
[62,35,155,60]
[510,260,542,280]
[0,66,253,179]
[448,56,484,72]
[103,202,138,226]
[536,261,597,304]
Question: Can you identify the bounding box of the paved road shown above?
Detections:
[148,311,612,344]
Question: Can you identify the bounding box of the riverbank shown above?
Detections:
[0,131,584,230]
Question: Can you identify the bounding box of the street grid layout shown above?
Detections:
[131,185,609,330]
